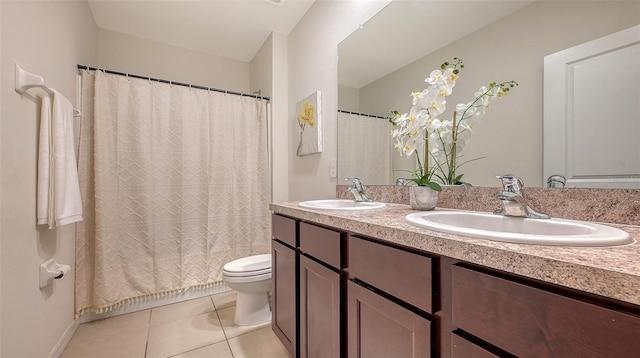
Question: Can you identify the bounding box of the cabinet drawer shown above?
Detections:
[349,236,433,314]
[451,333,500,358]
[299,222,345,270]
[452,265,640,357]
[272,214,297,247]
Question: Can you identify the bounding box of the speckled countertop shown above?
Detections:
[270,201,640,306]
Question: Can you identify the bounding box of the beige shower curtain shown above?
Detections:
[337,111,393,184]
[75,71,271,316]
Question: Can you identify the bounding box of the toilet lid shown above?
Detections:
[223,254,271,274]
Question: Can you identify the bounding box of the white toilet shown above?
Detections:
[222,254,272,326]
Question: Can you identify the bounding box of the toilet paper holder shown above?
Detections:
[39,258,71,288]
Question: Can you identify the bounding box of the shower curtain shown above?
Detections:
[75,71,271,316]
[337,111,393,184]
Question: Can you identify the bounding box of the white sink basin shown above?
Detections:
[405,210,633,247]
[298,199,386,211]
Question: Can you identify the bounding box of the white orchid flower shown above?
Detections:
[426,70,444,85]
[388,57,517,185]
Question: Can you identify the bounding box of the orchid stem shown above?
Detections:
[449,111,458,184]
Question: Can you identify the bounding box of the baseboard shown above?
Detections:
[49,319,80,358]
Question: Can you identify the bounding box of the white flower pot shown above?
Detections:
[409,186,439,211]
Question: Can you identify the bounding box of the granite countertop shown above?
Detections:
[270,201,640,306]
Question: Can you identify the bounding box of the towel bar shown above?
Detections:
[14,63,81,116]
[14,63,53,97]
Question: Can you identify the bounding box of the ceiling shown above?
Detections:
[87,0,317,62]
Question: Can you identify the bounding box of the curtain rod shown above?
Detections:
[77,65,270,101]
[338,109,386,119]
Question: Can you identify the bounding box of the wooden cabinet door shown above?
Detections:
[272,240,296,357]
[348,280,432,358]
[300,255,343,358]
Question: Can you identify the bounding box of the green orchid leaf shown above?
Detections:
[425,182,442,191]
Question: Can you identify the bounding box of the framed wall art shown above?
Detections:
[295,91,322,156]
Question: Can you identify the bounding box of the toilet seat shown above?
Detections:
[223,254,271,277]
[222,271,272,284]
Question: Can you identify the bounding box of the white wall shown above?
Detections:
[250,33,291,204]
[0,1,98,357]
[337,84,359,112]
[359,1,640,187]
[0,1,3,354]
[287,0,390,201]
[98,29,250,93]
[251,35,273,97]
[268,33,290,204]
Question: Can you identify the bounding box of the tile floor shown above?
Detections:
[61,291,288,358]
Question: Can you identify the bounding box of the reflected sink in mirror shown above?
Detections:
[298,199,386,211]
[405,210,633,247]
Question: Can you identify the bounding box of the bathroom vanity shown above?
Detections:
[270,202,640,358]
[272,214,346,357]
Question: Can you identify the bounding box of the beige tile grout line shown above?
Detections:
[144,308,153,358]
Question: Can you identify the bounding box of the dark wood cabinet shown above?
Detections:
[272,214,297,247]
[348,280,432,358]
[348,236,435,357]
[299,221,345,270]
[349,236,434,314]
[299,222,346,358]
[271,216,346,358]
[300,255,343,358]
[271,212,640,358]
[451,264,640,358]
[450,332,500,358]
[271,216,297,357]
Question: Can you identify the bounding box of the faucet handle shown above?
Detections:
[496,174,524,193]
[345,177,364,191]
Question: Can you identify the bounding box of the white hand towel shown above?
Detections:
[37,90,83,228]
[52,89,83,227]
[37,96,53,226]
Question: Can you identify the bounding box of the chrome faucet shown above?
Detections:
[547,174,566,188]
[494,174,549,219]
[345,178,373,202]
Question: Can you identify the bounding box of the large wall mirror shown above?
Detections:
[337,0,639,188]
